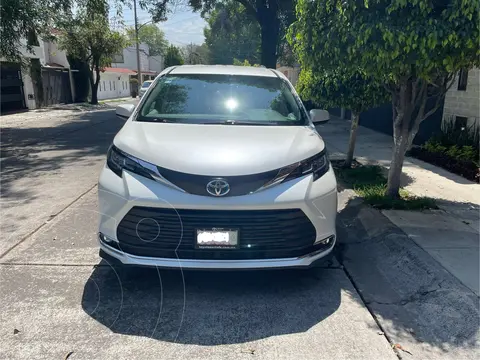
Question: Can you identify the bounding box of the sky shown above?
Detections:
[109,2,207,46]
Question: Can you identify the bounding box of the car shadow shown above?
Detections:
[81,265,341,345]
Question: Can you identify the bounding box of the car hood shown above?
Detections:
[113,122,325,176]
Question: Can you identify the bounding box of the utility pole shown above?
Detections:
[133,0,142,88]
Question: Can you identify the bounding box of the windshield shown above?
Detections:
[141,81,152,88]
[137,74,308,125]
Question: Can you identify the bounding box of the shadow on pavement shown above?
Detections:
[80,196,478,353]
[0,110,125,202]
[335,197,479,355]
[81,266,341,345]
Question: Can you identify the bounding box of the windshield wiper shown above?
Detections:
[138,117,177,123]
[202,120,280,126]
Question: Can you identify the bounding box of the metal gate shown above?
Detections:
[42,68,72,106]
[0,62,26,113]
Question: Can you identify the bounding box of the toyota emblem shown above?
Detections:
[206,179,230,197]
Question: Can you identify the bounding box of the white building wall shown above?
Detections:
[443,67,480,129]
[149,55,164,73]
[111,44,149,72]
[95,72,131,100]
[10,39,74,109]
[16,39,46,109]
[45,42,71,68]
[276,66,300,86]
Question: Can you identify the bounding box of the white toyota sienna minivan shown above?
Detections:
[98,65,337,269]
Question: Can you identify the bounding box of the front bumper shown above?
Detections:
[97,164,337,269]
[99,235,335,269]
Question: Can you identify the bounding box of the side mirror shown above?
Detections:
[116,104,135,119]
[310,109,330,124]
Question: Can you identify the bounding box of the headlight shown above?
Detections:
[259,151,329,191]
[106,145,186,192]
[289,151,329,181]
[107,145,157,179]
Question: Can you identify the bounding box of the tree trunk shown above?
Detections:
[386,83,413,198]
[258,6,279,68]
[90,82,99,105]
[90,65,101,105]
[385,75,453,197]
[387,127,409,198]
[87,69,96,105]
[344,112,360,168]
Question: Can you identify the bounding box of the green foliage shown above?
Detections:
[290,0,480,197]
[437,117,480,149]
[334,163,437,210]
[203,1,260,65]
[423,139,479,164]
[126,24,168,56]
[182,43,210,64]
[58,5,127,104]
[232,59,260,67]
[422,118,479,164]
[29,59,43,106]
[58,13,127,69]
[296,68,389,114]
[0,0,71,61]
[189,0,297,67]
[290,0,480,80]
[164,45,184,67]
[423,139,448,154]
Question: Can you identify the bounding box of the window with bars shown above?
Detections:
[457,69,468,91]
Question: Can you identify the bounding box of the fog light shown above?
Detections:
[98,232,117,244]
[314,235,335,245]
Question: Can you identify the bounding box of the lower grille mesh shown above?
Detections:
[116,207,318,259]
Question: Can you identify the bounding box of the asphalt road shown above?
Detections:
[1,108,478,359]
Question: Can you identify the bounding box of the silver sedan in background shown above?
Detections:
[138,80,153,98]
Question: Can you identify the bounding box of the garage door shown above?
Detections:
[0,62,26,114]
[42,68,72,106]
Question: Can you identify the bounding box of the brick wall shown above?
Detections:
[443,68,480,129]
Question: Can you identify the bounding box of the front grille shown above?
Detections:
[158,166,279,197]
[116,207,318,260]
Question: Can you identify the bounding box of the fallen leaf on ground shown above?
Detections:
[392,343,413,355]
[241,349,255,355]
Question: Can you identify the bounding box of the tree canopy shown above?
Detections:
[182,43,210,64]
[203,1,260,65]
[126,24,168,56]
[148,0,296,67]
[297,69,388,115]
[58,9,127,104]
[0,0,71,61]
[297,68,389,166]
[164,45,184,67]
[290,0,480,196]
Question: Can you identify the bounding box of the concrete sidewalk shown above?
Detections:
[318,117,480,296]
[318,116,480,206]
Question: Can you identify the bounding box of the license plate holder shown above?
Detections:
[196,229,239,249]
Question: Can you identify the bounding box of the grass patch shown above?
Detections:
[333,162,437,210]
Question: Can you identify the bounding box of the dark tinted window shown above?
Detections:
[138,74,307,125]
[458,68,468,91]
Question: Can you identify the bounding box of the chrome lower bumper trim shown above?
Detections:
[99,238,335,269]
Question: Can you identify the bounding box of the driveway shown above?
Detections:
[0,108,478,359]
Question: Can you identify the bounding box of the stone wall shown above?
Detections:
[443,68,480,130]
